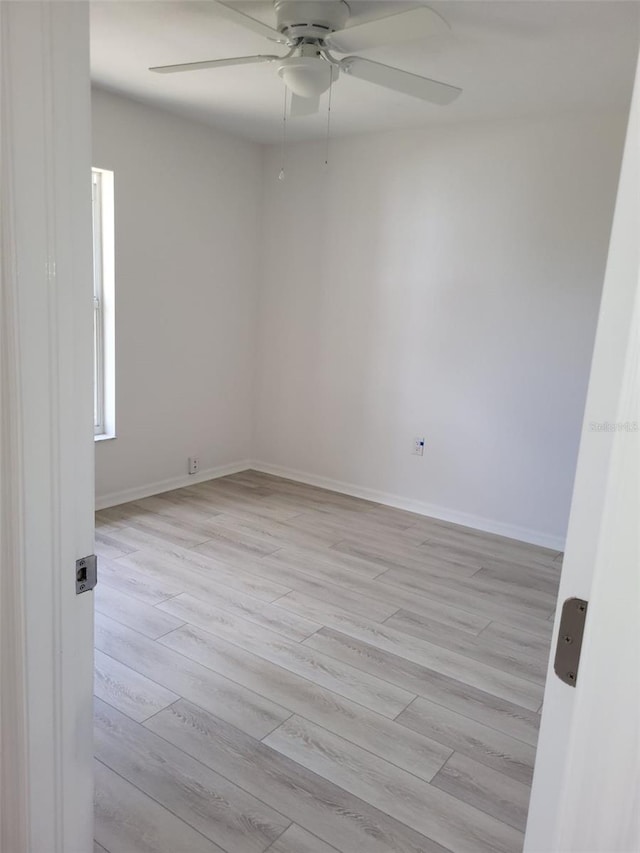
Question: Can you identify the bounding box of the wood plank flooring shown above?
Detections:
[93,471,560,853]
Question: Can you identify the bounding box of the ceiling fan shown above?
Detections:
[150,1,462,117]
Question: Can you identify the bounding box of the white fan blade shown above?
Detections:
[325,6,449,54]
[341,57,461,105]
[150,55,279,74]
[213,0,289,44]
[290,93,321,117]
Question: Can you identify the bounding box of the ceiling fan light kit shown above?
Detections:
[150,0,462,113]
[277,46,339,98]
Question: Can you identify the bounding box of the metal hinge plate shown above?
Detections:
[554,597,588,687]
[76,554,98,594]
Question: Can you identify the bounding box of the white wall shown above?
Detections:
[92,91,625,546]
[92,88,261,504]
[254,112,627,547]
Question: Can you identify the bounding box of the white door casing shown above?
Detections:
[0,4,29,848]
[525,46,640,853]
[0,3,95,852]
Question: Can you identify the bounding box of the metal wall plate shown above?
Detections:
[76,554,97,594]
[554,597,588,687]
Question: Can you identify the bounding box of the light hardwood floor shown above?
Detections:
[93,471,560,853]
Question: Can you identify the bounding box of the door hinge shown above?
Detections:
[76,554,98,594]
[554,597,588,687]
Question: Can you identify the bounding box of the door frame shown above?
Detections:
[0,3,95,851]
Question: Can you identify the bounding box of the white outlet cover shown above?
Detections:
[413,438,425,456]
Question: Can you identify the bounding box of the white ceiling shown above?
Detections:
[90,1,640,144]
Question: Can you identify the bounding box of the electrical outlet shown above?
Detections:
[188,456,199,475]
[412,437,425,456]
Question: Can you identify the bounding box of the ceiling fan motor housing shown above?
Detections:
[275,0,350,42]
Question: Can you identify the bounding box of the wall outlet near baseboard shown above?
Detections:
[188,456,199,475]
[412,437,425,456]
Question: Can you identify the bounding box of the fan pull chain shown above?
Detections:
[279,86,287,181]
[324,70,334,167]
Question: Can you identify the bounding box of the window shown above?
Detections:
[92,167,115,439]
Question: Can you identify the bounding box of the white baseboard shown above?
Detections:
[250,460,566,551]
[94,460,252,510]
[95,457,565,551]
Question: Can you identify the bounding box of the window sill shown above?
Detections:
[94,433,116,443]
